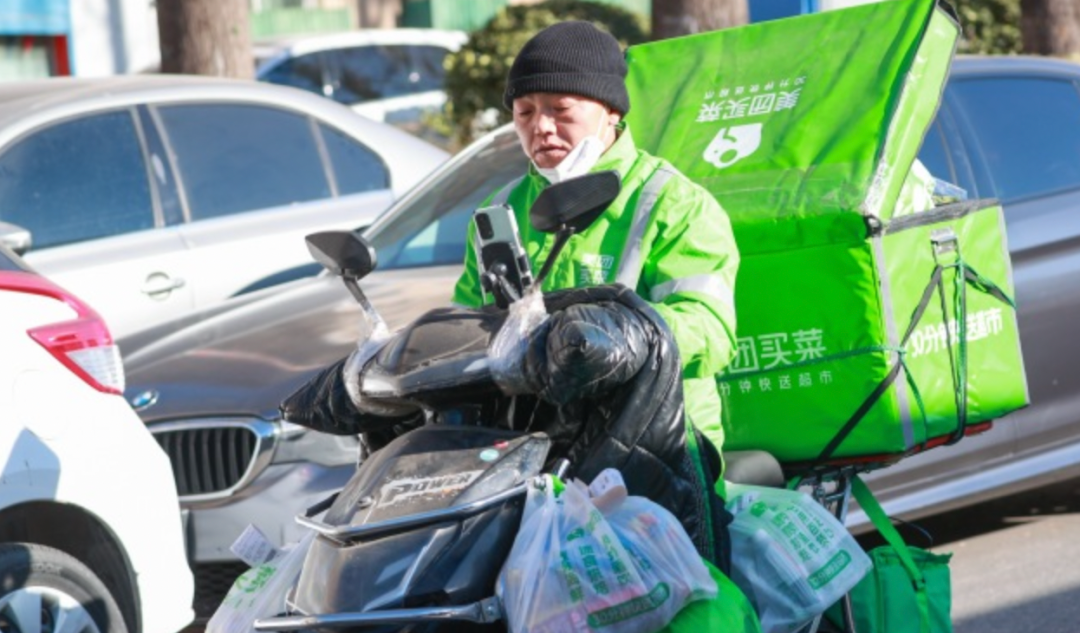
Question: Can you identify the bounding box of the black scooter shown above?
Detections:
[252,172,734,632]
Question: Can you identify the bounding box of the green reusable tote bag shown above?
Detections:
[825,476,953,633]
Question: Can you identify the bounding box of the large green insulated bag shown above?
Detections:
[624,0,1028,464]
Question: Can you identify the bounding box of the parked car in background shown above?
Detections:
[0,75,448,345]
[0,234,193,633]
[121,55,1080,618]
[122,123,521,620]
[255,29,467,142]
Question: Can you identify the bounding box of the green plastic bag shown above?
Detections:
[827,476,952,633]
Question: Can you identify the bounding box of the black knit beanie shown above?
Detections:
[504,21,630,115]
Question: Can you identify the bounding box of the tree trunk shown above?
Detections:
[157,0,252,78]
[356,0,402,29]
[651,0,749,40]
[1021,0,1080,56]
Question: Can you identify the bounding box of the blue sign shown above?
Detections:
[749,0,819,23]
[0,0,70,35]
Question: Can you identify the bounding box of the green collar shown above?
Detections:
[592,122,637,179]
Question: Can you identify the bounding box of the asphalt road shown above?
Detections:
[857,476,1080,633]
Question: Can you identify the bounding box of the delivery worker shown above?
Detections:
[451,21,759,632]
[452,20,739,460]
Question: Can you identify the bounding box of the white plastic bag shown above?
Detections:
[207,531,315,633]
[497,471,716,633]
[489,287,549,395]
[893,159,937,217]
[726,483,872,633]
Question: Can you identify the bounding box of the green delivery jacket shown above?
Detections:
[452,124,740,451]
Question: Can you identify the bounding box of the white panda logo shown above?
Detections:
[703,123,763,169]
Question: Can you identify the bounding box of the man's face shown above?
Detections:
[512,93,621,168]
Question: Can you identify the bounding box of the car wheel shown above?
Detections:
[0,543,128,633]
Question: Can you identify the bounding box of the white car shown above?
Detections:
[255,29,467,129]
[0,75,448,346]
[0,235,194,633]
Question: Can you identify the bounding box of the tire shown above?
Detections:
[0,543,128,633]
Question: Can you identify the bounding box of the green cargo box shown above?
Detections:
[717,200,1027,463]
[624,0,1029,464]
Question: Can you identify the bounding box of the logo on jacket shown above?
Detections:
[579,253,615,285]
[703,123,763,169]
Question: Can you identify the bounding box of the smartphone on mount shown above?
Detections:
[474,204,533,309]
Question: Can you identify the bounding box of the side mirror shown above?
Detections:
[305,231,377,281]
[529,170,621,234]
[305,230,384,328]
[530,171,621,286]
[0,221,32,256]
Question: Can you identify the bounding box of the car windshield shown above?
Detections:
[366,127,527,270]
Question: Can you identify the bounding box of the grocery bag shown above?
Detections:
[726,483,871,633]
[825,476,953,633]
[207,531,315,633]
[497,473,716,633]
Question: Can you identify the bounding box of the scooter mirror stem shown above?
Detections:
[343,276,387,329]
[533,226,575,287]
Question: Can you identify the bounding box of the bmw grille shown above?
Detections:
[150,419,277,500]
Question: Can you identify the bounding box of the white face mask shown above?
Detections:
[534,110,610,185]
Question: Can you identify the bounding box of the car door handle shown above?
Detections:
[142,274,186,296]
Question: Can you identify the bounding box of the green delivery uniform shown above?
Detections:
[452,123,740,453]
[454,123,760,633]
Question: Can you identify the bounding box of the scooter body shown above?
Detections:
[291,426,549,625]
[257,172,663,632]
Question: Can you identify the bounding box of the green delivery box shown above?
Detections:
[624,0,1029,464]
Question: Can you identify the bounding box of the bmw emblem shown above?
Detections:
[130,389,159,411]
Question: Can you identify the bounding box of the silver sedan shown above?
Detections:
[0,75,448,343]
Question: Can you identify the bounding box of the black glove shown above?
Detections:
[280,356,418,436]
[523,301,650,406]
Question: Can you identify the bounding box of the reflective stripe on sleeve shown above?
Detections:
[650,274,733,303]
[614,166,676,290]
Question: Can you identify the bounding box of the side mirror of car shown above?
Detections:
[0,221,32,256]
[529,170,621,286]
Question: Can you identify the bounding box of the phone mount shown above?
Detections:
[477,171,622,309]
[480,262,524,309]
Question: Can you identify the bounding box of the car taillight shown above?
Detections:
[28,316,125,395]
[2,271,125,394]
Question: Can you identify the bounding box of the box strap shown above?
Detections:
[931,236,1016,448]
[815,249,1016,464]
[814,263,944,463]
[935,243,968,447]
